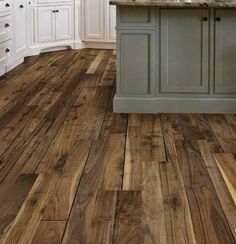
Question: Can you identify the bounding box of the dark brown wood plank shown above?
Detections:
[113,191,142,244]
[175,140,235,244]
[0,174,38,241]
[31,221,66,244]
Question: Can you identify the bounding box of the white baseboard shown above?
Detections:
[7,57,25,72]
[74,41,116,50]
[27,41,75,56]
[113,96,236,114]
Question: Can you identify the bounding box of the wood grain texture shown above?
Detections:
[214,153,236,205]
[32,221,66,244]
[0,50,235,243]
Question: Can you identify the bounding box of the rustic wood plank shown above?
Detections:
[198,140,236,240]
[36,139,92,221]
[0,174,38,241]
[99,58,116,86]
[160,160,197,244]
[1,174,58,244]
[175,140,235,244]
[31,221,66,244]
[113,191,142,244]
[123,114,166,190]
[62,136,120,243]
[86,50,105,74]
[87,191,117,244]
[213,153,236,205]
[142,161,167,244]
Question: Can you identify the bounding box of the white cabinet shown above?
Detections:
[36,5,73,43]
[55,5,73,40]
[82,0,116,43]
[14,0,28,59]
[0,15,13,43]
[37,5,73,43]
[84,0,104,40]
[38,6,55,42]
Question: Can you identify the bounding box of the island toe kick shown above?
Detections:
[111,2,236,113]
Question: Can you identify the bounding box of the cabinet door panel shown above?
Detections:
[55,5,73,41]
[118,30,155,96]
[14,0,27,59]
[215,10,236,94]
[160,9,209,94]
[84,0,104,40]
[38,6,55,42]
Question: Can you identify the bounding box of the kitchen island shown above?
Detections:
[110,0,236,113]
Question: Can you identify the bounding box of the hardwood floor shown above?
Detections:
[0,49,235,244]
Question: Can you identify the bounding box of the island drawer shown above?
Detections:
[117,7,155,26]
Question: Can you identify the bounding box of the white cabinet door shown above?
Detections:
[109,5,116,41]
[55,5,73,41]
[84,0,104,40]
[14,0,27,59]
[38,6,55,42]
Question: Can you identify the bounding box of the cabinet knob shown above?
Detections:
[5,48,10,53]
[5,23,9,28]
[202,16,208,22]
[19,4,24,8]
[5,3,10,7]
[215,17,221,22]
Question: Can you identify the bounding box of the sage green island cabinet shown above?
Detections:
[215,10,236,94]
[110,0,236,114]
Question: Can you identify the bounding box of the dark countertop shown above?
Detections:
[110,0,236,8]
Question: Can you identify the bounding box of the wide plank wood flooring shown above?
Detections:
[0,49,235,244]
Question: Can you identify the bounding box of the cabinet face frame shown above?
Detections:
[14,0,28,59]
[214,9,236,94]
[160,9,210,94]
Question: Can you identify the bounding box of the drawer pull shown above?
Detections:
[5,3,10,7]
[19,4,24,8]
[5,23,9,28]
[215,17,222,22]
[5,48,10,53]
[202,16,208,22]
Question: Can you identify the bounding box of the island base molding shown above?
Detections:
[113,96,236,114]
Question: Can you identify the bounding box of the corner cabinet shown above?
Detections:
[29,0,74,54]
[37,5,73,42]
[215,9,236,94]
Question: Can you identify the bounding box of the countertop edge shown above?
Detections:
[109,1,236,8]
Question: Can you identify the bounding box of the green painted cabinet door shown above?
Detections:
[117,29,155,96]
[160,9,209,94]
[215,10,236,94]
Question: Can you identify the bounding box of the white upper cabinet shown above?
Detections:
[14,0,28,59]
[38,6,55,42]
[55,5,73,41]
[84,0,105,40]
[82,0,116,42]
